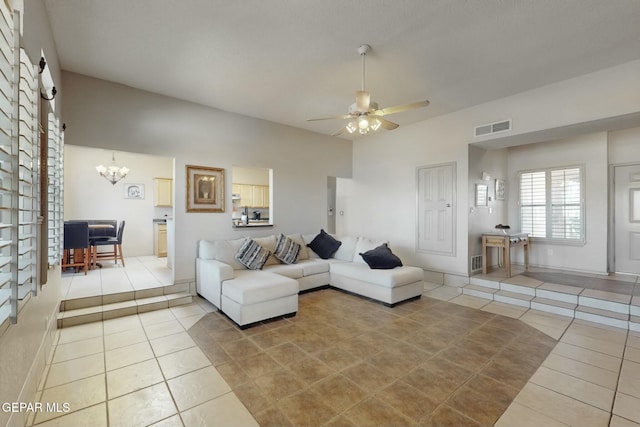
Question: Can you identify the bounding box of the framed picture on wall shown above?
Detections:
[123,183,145,199]
[186,165,225,212]
[495,179,505,201]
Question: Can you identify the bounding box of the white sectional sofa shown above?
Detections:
[196,232,424,328]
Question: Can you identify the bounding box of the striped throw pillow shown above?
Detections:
[235,239,270,270]
[274,233,301,264]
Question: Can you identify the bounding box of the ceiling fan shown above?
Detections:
[307,44,429,137]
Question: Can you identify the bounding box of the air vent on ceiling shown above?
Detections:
[474,119,512,137]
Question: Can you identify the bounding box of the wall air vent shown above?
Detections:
[474,119,512,137]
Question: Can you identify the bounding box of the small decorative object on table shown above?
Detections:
[495,224,510,235]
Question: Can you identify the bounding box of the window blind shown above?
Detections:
[519,166,583,242]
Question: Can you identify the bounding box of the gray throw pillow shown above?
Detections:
[235,239,270,270]
[274,233,301,264]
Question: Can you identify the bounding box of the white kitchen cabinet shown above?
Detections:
[154,178,173,207]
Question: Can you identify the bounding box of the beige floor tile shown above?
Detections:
[561,330,625,358]
[105,341,155,371]
[523,321,567,340]
[495,401,569,427]
[448,295,490,309]
[180,392,258,427]
[625,346,640,364]
[106,359,165,399]
[102,314,142,335]
[144,318,186,340]
[169,303,205,319]
[552,342,622,372]
[167,365,231,411]
[629,334,640,350]
[157,346,211,379]
[138,309,176,326]
[514,383,610,427]
[150,331,197,357]
[103,327,147,351]
[529,366,615,411]
[108,383,177,427]
[34,374,106,424]
[481,301,528,318]
[566,321,628,345]
[614,393,640,424]
[581,288,631,304]
[148,414,185,427]
[32,402,107,427]
[45,353,105,389]
[619,360,640,399]
[57,322,103,345]
[520,310,573,329]
[177,313,205,330]
[610,415,640,427]
[52,336,103,364]
[542,353,619,390]
[423,286,460,301]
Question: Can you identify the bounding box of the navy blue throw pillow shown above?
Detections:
[306,229,342,259]
[359,243,403,269]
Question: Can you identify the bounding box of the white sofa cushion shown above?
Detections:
[223,271,298,304]
[333,236,358,262]
[298,259,330,276]
[330,262,422,288]
[353,237,388,264]
[263,263,304,279]
[198,240,217,260]
[214,238,248,270]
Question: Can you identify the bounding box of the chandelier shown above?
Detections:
[96,152,129,185]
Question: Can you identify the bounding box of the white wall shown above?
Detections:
[609,126,640,165]
[468,146,508,270]
[64,145,173,256]
[61,72,352,282]
[347,60,640,277]
[507,133,609,273]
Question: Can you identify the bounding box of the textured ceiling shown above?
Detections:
[43,0,640,138]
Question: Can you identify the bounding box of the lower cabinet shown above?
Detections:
[156,223,167,257]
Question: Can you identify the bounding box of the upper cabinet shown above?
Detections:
[232,183,269,208]
[154,178,173,207]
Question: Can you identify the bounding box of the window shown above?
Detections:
[519,166,584,243]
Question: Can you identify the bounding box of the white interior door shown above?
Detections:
[614,164,640,274]
[417,162,456,255]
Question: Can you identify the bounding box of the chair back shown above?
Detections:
[88,220,117,239]
[64,221,89,250]
[116,220,126,244]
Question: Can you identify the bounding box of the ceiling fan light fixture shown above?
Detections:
[346,121,358,134]
[370,118,381,131]
[358,116,370,130]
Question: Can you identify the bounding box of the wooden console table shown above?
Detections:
[481,232,530,278]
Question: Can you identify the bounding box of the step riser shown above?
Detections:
[630,322,640,333]
[469,277,500,289]
[536,289,578,304]
[578,296,629,315]
[58,294,193,328]
[530,301,575,318]
[574,310,629,330]
[61,283,190,312]
[630,305,640,317]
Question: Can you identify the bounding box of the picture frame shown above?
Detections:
[123,183,145,199]
[186,165,225,212]
[495,178,505,201]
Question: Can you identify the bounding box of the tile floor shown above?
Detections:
[61,256,173,300]
[30,277,640,427]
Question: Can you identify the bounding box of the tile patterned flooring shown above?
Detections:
[61,256,174,301]
[29,275,640,426]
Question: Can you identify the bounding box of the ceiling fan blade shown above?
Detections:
[372,100,430,116]
[377,117,399,130]
[307,114,353,122]
[331,126,346,136]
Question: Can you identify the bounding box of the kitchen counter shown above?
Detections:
[233,220,272,228]
[153,218,168,223]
